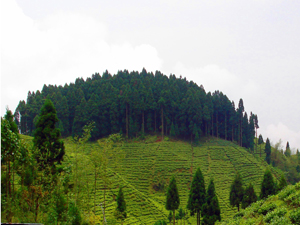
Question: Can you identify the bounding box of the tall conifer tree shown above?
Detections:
[202,179,221,225]
[166,176,180,225]
[260,170,276,199]
[187,168,206,225]
[242,183,257,209]
[229,173,244,211]
[265,138,271,164]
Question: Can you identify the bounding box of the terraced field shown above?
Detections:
[63,136,282,224]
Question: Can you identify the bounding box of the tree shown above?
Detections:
[242,183,257,209]
[166,176,180,225]
[264,138,271,164]
[260,170,276,199]
[229,173,244,211]
[33,99,65,173]
[258,134,264,157]
[278,174,287,191]
[202,179,221,225]
[115,187,126,225]
[187,168,206,225]
[284,141,291,157]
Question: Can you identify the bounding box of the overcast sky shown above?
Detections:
[1,0,300,152]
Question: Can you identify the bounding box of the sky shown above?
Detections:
[1,0,300,152]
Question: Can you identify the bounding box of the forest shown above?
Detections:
[15,69,257,150]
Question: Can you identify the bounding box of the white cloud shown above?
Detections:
[266,122,300,153]
[173,62,260,106]
[1,0,163,115]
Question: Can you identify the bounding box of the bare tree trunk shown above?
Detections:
[126,103,129,138]
[161,106,164,139]
[142,111,145,134]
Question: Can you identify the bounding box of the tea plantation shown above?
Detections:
[62,136,283,224]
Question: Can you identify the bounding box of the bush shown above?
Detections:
[154,220,167,225]
[289,209,300,224]
[258,202,277,215]
[264,207,287,223]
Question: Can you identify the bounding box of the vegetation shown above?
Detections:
[2,70,299,224]
[219,182,300,225]
[16,69,257,150]
[187,167,206,225]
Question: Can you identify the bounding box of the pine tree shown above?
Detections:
[278,174,287,191]
[115,187,126,225]
[202,179,221,225]
[264,138,271,164]
[242,183,257,209]
[229,173,244,211]
[187,168,206,225]
[284,141,291,157]
[33,99,65,173]
[166,176,180,225]
[258,134,264,157]
[260,170,276,199]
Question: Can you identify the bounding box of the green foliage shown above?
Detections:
[202,179,221,225]
[278,174,287,191]
[68,201,82,225]
[166,176,180,225]
[289,209,300,224]
[187,168,206,217]
[33,99,65,172]
[242,183,257,209]
[260,170,276,199]
[264,207,287,223]
[265,138,271,164]
[230,173,244,211]
[115,187,126,223]
[154,219,167,225]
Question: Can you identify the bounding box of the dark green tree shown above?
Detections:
[265,138,271,164]
[284,141,291,157]
[258,134,264,157]
[166,176,180,225]
[33,99,65,173]
[115,187,126,225]
[242,183,257,209]
[260,170,276,199]
[278,174,287,191]
[229,173,244,211]
[187,168,206,225]
[202,179,221,225]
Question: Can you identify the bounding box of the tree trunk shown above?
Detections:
[142,111,145,134]
[173,210,175,225]
[94,167,97,214]
[225,113,227,140]
[154,111,157,133]
[211,114,214,136]
[232,125,234,142]
[126,103,129,138]
[161,106,164,139]
[216,112,219,138]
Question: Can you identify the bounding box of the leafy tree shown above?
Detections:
[260,170,276,199]
[242,183,257,209]
[166,176,180,225]
[187,168,206,225]
[33,99,65,174]
[115,187,126,225]
[265,138,271,164]
[202,179,221,225]
[278,174,287,191]
[229,173,244,211]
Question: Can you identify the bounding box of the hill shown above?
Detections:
[219,182,300,225]
[61,135,282,224]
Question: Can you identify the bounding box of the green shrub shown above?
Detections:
[269,216,291,225]
[264,207,287,223]
[278,185,295,200]
[258,202,277,215]
[154,220,167,225]
[289,209,300,224]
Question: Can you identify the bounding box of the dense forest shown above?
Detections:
[15,69,257,150]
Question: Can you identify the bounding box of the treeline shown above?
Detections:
[15,69,258,149]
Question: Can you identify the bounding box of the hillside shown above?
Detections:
[219,182,300,225]
[61,135,282,224]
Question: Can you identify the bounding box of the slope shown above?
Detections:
[62,135,283,224]
[219,182,300,225]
